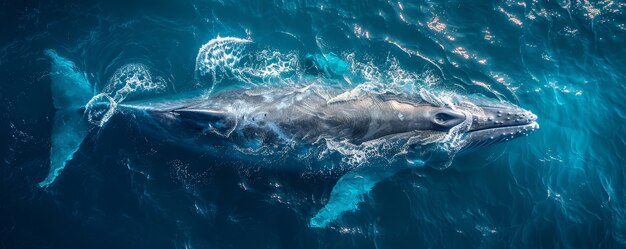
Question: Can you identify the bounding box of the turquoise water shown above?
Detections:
[1,0,626,248]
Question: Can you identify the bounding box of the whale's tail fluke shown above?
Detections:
[39,50,94,188]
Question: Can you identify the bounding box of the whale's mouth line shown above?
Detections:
[457,122,539,155]
[466,121,537,134]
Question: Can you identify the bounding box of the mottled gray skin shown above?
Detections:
[116,85,539,228]
[140,86,538,154]
[172,88,459,144]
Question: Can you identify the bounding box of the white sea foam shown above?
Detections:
[194,36,299,91]
[85,63,166,126]
[106,63,166,102]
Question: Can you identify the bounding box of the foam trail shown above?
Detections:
[86,63,165,126]
[194,37,299,90]
[39,50,93,188]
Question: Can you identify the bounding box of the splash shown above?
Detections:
[105,63,166,102]
[86,63,166,126]
[194,36,299,91]
[195,37,253,85]
[343,54,439,97]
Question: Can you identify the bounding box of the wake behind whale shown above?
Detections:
[41,41,538,228]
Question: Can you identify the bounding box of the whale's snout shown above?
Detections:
[468,106,538,133]
[458,99,539,154]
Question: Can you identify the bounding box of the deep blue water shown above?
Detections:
[2,0,626,248]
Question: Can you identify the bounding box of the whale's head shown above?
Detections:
[404,93,538,168]
[459,97,538,155]
[421,94,539,156]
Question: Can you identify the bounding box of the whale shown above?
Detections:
[40,50,539,228]
[132,85,539,160]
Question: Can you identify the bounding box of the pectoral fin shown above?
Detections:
[310,161,424,228]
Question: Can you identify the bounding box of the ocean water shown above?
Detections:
[1,0,626,248]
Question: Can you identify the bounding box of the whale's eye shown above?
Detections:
[435,113,455,122]
[432,109,466,129]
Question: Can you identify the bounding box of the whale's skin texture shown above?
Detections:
[128,85,538,158]
[161,87,450,146]
[120,86,538,227]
